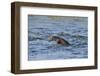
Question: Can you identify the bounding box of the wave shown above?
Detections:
[28,36,43,41]
[28,31,87,43]
[57,32,87,39]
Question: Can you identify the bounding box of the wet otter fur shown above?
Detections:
[48,36,70,46]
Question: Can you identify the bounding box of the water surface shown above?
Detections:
[28,15,88,61]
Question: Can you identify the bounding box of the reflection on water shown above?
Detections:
[28,15,88,61]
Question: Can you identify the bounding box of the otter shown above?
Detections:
[48,36,70,46]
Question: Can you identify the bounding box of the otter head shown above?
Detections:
[48,36,59,42]
[48,36,53,41]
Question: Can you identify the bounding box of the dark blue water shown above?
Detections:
[28,15,88,61]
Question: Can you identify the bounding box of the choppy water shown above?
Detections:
[28,15,88,61]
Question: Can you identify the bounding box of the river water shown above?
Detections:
[28,15,88,61]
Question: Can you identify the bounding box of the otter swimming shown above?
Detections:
[48,36,70,46]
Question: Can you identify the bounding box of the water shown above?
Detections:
[28,15,88,61]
